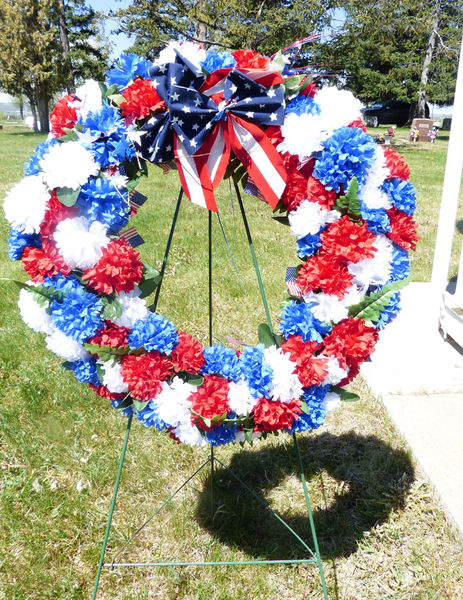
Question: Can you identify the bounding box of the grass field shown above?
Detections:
[0,123,462,600]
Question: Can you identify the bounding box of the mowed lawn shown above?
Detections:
[0,122,462,600]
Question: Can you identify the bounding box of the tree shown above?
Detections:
[316,0,462,118]
[0,0,109,133]
[116,0,341,59]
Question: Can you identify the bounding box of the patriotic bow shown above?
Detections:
[136,54,287,212]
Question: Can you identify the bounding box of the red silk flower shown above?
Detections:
[121,352,172,401]
[120,79,166,122]
[253,398,302,432]
[190,375,230,431]
[171,332,205,374]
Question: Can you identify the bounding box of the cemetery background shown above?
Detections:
[0,119,462,599]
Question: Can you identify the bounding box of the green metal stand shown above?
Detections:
[91,187,330,599]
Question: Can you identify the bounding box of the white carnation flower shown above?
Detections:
[323,391,341,415]
[359,147,391,209]
[53,216,109,269]
[39,141,99,190]
[113,287,149,328]
[348,234,393,288]
[172,421,207,446]
[155,41,206,69]
[278,112,327,158]
[302,292,349,324]
[316,87,363,133]
[18,287,54,334]
[154,377,196,427]
[233,430,262,444]
[227,380,257,416]
[46,328,90,361]
[74,79,103,120]
[289,199,338,240]
[3,175,49,234]
[99,361,128,394]
[263,346,303,403]
[321,356,348,386]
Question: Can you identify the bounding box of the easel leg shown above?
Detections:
[92,414,133,600]
[292,433,330,600]
[210,445,215,518]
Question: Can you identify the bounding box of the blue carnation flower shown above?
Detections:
[70,358,100,385]
[297,231,322,258]
[360,203,391,235]
[89,135,135,168]
[24,138,59,176]
[77,178,130,233]
[286,95,320,116]
[49,287,104,343]
[205,416,238,446]
[313,126,377,192]
[201,51,236,73]
[286,385,329,433]
[136,400,168,430]
[105,53,152,91]
[239,345,273,399]
[388,244,410,282]
[201,345,241,381]
[373,291,401,329]
[79,103,125,138]
[8,229,42,260]
[381,178,416,216]
[279,301,331,342]
[111,397,134,418]
[42,274,82,295]
[128,313,178,354]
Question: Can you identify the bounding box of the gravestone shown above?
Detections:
[409,118,434,142]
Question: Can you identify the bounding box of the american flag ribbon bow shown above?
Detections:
[137,53,288,212]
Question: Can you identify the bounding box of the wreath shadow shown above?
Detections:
[195,432,414,560]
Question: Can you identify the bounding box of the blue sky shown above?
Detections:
[87,0,133,58]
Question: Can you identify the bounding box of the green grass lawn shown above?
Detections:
[1,124,462,600]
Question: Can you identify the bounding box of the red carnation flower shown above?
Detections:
[22,246,71,282]
[306,176,337,209]
[281,336,328,387]
[81,239,144,295]
[296,254,353,299]
[322,317,379,369]
[232,49,270,69]
[280,168,308,211]
[121,352,172,401]
[387,207,419,250]
[383,146,410,180]
[348,118,367,133]
[120,78,166,122]
[89,383,126,402]
[89,321,130,348]
[253,398,302,432]
[171,332,205,374]
[50,95,78,138]
[320,216,377,263]
[190,375,230,431]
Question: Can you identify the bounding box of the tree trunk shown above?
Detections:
[28,98,39,133]
[417,0,440,118]
[58,0,75,94]
[18,96,24,120]
[36,91,50,134]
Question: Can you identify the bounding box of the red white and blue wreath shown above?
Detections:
[3,42,418,446]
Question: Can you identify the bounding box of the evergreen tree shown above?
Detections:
[116,0,341,59]
[317,0,462,117]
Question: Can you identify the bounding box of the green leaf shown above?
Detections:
[244,428,253,444]
[271,50,286,73]
[58,128,79,142]
[2,278,62,304]
[335,177,361,220]
[138,263,162,298]
[347,278,409,324]
[133,399,149,412]
[96,363,105,383]
[257,323,275,348]
[101,297,123,321]
[59,361,73,371]
[98,82,108,97]
[272,215,290,226]
[331,387,361,402]
[178,371,204,386]
[57,186,80,207]
[104,83,118,98]
[83,343,129,360]
[108,93,125,107]
[300,401,310,415]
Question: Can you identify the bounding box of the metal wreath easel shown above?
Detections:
[91,183,330,599]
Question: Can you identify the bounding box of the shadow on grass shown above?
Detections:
[195,432,414,560]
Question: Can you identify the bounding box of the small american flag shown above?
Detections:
[244,175,265,201]
[119,226,144,248]
[129,191,147,215]
[285,266,303,298]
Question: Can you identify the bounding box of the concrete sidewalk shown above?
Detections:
[361,282,463,536]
